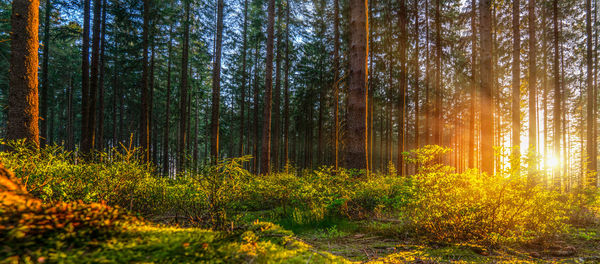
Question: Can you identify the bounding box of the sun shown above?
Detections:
[545,154,560,169]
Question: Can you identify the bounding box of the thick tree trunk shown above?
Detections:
[260,0,276,174]
[479,0,494,175]
[210,0,224,162]
[8,0,40,147]
[345,0,368,170]
[414,0,420,151]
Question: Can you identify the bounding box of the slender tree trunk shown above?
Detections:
[434,0,442,147]
[272,0,283,171]
[240,0,249,157]
[8,0,40,147]
[260,0,276,174]
[179,1,190,173]
[332,0,340,171]
[112,61,117,149]
[345,0,368,170]
[97,0,106,151]
[87,0,101,153]
[140,0,150,161]
[210,0,224,162]
[542,7,548,183]
[512,0,521,169]
[40,0,51,147]
[252,44,260,173]
[528,0,537,178]
[586,0,598,186]
[480,0,494,175]
[68,74,74,150]
[469,0,477,168]
[425,0,430,145]
[81,0,90,151]
[397,0,407,174]
[284,0,291,170]
[552,0,561,187]
[163,25,174,175]
[414,0,420,151]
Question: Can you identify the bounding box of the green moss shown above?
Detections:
[2,221,350,264]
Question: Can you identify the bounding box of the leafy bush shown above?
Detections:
[406,145,569,244]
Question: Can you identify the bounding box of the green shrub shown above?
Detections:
[406,145,569,244]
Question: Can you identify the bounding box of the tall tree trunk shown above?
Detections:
[542,7,548,183]
[68,74,74,150]
[40,0,51,147]
[586,0,598,186]
[81,0,90,151]
[345,0,368,170]
[528,0,537,178]
[434,0,442,147]
[260,0,276,174]
[425,0,430,145]
[140,0,150,161]
[397,0,407,174]
[512,0,521,169]
[240,0,249,157]
[479,0,494,175]
[163,25,174,176]
[252,44,260,173]
[179,0,190,173]
[273,0,283,171]
[552,0,561,187]
[469,0,477,168]
[414,0,420,151]
[210,0,224,162]
[8,0,40,147]
[284,0,291,170]
[97,0,106,151]
[332,0,340,171]
[87,0,101,153]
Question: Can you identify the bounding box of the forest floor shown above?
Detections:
[288,219,600,263]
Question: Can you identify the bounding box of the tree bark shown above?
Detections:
[163,25,174,176]
[345,0,368,170]
[586,0,598,186]
[239,0,249,157]
[480,0,494,175]
[512,0,521,166]
[210,0,224,162]
[81,0,90,151]
[40,0,51,147]
[552,0,561,186]
[333,0,340,171]
[8,0,40,147]
[260,0,276,174]
[140,0,150,161]
[179,0,190,173]
[97,0,106,151]
[469,0,477,168]
[398,0,407,174]
[528,0,537,178]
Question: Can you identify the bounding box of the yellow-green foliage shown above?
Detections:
[406,145,569,244]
